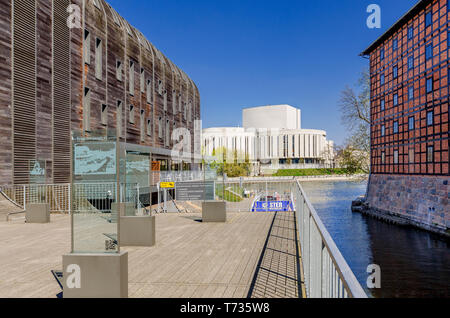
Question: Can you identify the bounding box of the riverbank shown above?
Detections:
[352,199,450,239]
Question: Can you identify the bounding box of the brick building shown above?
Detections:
[361,0,449,235]
[0,0,200,186]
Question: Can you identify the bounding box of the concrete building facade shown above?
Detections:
[362,0,449,235]
[0,0,200,186]
[203,105,334,175]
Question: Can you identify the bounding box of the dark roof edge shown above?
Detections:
[360,0,432,56]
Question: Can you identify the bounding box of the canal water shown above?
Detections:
[300,180,450,298]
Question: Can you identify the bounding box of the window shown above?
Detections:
[158,80,163,95]
[394,150,399,164]
[84,29,90,65]
[393,121,399,134]
[166,119,170,145]
[163,90,167,111]
[146,79,152,103]
[140,110,145,141]
[426,77,433,93]
[409,149,415,164]
[173,90,177,114]
[158,117,163,138]
[393,93,398,106]
[426,44,432,60]
[380,74,385,85]
[380,48,385,61]
[393,65,398,79]
[178,93,182,113]
[381,99,385,111]
[408,26,413,40]
[408,116,415,130]
[381,124,385,136]
[84,88,91,131]
[101,104,108,126]
[129,105,135,124]
[111,9,121,25]
[95,38,102,80]
[381,152,386,164]
[427,111,434,126]
[117,101,123,137]
[408,86,414,100]
[129,61,135,95]
[116,60,123,81]
[408,56,414,70]
[140,68,145,93]
[427,146,434,162]
[393,38,398,51]
[147,119,152,136]
[425,11,432,27]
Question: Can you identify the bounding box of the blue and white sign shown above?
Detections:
[252,201,293,212]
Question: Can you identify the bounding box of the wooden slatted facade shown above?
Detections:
[0,0,200,186]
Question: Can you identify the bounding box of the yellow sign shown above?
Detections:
[160,182,175,189]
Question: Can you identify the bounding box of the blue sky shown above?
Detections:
[108,0,418,145]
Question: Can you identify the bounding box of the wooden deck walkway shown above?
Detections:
[0,211,303,298]
[248,212,303,298]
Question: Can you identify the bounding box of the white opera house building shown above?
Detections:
[202,105,335,175]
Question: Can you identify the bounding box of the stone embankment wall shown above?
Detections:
[366,174,449,237]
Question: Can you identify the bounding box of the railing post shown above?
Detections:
[23,185,26,210]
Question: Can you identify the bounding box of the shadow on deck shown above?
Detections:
[247,212,303,298]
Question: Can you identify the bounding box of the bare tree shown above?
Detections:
[339,68,371,152]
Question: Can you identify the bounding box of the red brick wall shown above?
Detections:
[369,0,449,176]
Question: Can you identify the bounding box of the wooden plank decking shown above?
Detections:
[0,211,302,298]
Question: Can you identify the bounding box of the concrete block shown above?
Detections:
[25,203,50,223]
[202,201,227,223]
[120,216,156,247]
[62,252,128,298]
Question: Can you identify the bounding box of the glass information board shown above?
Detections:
[71,131,119,254]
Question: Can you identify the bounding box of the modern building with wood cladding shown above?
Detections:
[361,0,449,235]
[0,0,200,186]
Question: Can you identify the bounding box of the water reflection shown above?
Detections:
[301,180,450,298]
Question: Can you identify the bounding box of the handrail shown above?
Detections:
[294,180,367,298]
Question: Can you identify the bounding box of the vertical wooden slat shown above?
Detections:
[53,0,71,183]
[12,0,37,184]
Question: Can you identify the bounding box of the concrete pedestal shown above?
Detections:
[62,252,128,298]
[25,203,50,223]
[111,202,135,223]
[202,201,227,223]
[120,216,156,247]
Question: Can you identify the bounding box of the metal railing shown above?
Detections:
[292,180,367,298]
[0,184,71,214]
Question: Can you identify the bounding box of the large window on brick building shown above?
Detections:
[381,152,386,164]
[393,121,399,134]
[408,86,414,100]
[426,44,433,60]
[425,11,432,27]
[427,111,434,126]
[426,78,433,93]
[381,124,386,136]
[408,56,414,70]
[393,38,398,51]
[393,93,398,106]
[381,99,385,111]
[427,146,434,163]
[408,116,415,130]
[407,26,413,40]
[380,74,385,85]
[380,48,385,61]
[393,65,398,79]
[394,150,399,164]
